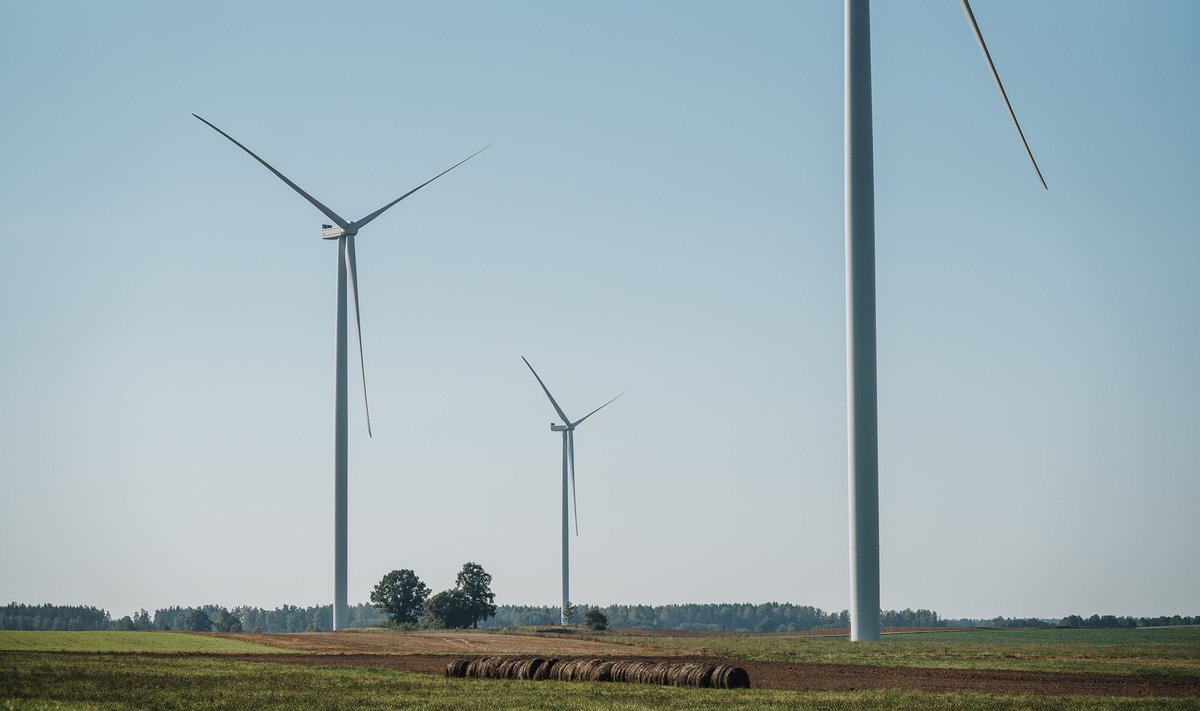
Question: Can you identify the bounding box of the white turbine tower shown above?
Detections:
[522,357,621,625]
[195,114,486,631]
[844,0,1047,641]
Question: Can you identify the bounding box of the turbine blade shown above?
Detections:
[958,0,1048,190]
[522,356,571,424]
[345,236,372,437]
[352,143,492,231]
[574,392,624,427]
[568,430,578,536]
[192,114,352,228]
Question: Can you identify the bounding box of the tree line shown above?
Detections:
[4,601,1196,633]
[151,603,386,632]
[481,604,941,631]
[1060,614,1200,629]
[1,602,384,633]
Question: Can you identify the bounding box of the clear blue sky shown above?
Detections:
[1,0,1197,620]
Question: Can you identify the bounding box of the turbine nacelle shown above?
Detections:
[321,225,348,239]
[550,423,570,432]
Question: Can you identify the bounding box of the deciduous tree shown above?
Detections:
[454,562,496,629]
[371,569,431,626]
[423,589,474,629]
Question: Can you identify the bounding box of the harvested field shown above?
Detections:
[189,628,1200,697]
[11,629,1197,701]
[74,651,1197,698]
[221,628,662,657]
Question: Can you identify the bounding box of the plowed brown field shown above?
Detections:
[197,629,1200,698]
[223,629,662,656]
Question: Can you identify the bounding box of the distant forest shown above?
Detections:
[3,602,1197,633]
[1,603,384,633]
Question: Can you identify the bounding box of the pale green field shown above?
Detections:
[0,631,287,655]
[2,653,1196,711]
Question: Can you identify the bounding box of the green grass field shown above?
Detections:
[588,627,1200,677]
[0,631,287,655]
[2,652,1196,711]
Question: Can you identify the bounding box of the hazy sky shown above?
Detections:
[2,1,1197,620]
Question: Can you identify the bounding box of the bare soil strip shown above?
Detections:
[220,631,660,657]
[57,651,1200,698]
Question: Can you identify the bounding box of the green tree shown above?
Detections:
[423,589,474,629]
[583,607,608,631]
[370,569,431,626]
[183,609,212,632]
[454,562,497,629]
[213,609,243,633]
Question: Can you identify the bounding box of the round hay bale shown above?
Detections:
[725,666,750,689]
[445,659,470,678]
[674,663,697,687]
[574,659,611,682]
[487,659,502,678]
[616,661,639,683]
[635,661,657,684]
[710,664,751,689]
[533,658,557,681]
[591,660,615,682]
[469,657,504,679]
[671,663,708,688]
[514,658,545,680]
[710,664,728,688]
[669,663,695,687]
[497,659,521,679]
[607,661,629,683]
[651,663,672,685]
[574,659,598,681]
[464,657,484,678]
[575,660,597,681]
[548,658,574,681]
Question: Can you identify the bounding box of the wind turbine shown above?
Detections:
[194,114,487,631]
[522,356,621,625]
[843,0,1047,641]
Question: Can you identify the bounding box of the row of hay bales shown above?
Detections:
[445,657,750,689]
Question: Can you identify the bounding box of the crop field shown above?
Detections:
[2,628,1198,709]
[220,628,664,656]
[0,631,286,655]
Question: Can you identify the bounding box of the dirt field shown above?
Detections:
[196,629,1200,698]
[223,629,664,656]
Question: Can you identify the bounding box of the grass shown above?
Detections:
[884,628,1200,646]
[580,627,1200,677]
[3,652,1197,711]
[0,631,288,655]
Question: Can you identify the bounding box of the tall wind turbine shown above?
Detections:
[522,356,621,625]
[194,114,486,631]
[843,0,1046,641]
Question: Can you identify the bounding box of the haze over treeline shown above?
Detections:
[4,602,1196,634]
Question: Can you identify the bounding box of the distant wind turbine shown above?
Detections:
[522,356,622,625]
[194,114,487,631]
[843,0,1046,641]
